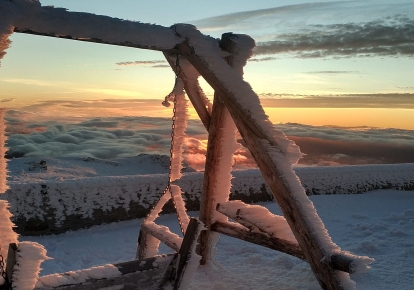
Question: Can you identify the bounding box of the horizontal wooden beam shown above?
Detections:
[212,221,357,273]
[14,28,180,53]
[35,255,176,290]
[141,221,182,252]
[212,221,306,261]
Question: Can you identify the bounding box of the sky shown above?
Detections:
[1,0,414,166]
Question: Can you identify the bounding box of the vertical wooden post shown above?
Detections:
[5,243,17,286]
[198,33,253,264]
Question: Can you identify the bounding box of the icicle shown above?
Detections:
[0,109,8,194]
[170,78,188,182]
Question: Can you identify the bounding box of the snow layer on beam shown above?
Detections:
[175,24,302,165]
[13,241,50,290]
[36,264,121,289]
[3,0,182,50]
[221,200,296,243]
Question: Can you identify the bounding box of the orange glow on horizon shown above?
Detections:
[263,108,414,130]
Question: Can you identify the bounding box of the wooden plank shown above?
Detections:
[212,221,306,261]
[163,52,211,130]
[35,255,175,290]
[15,28,181,53]
[141,221,182,253]
[212,221,356,273]
[172,218,203,289]
[178,37,346,289]
[5,243,17,286]
[216,202,262,232]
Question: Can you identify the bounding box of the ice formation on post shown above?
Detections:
[0,109,8,193]
[12,241,50,290]
[0,201,18,269]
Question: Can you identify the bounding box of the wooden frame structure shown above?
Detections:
[0,2,373,289]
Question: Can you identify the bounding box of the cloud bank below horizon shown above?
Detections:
[4,113,414,169]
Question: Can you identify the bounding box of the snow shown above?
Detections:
[36,264,121,289]
[13,241,50,290]
[1,0,182,51]
[19,189,414,289]
[220,200,297,243]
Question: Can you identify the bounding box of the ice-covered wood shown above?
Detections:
[176,30,372,289]
[164,53,212,130]
[136,226,160,260]
[170,184,190,233]
[198,33,248,264]
[141,221,182,253]
[5,243,17,286]
[0,109,8,194]
[35,255,175,290]
[13,242,50,290]
[212,221,306,261]
[0,201,18,266]
[172,218,203,289]
[216,201,260,232]
[3,0,182,52]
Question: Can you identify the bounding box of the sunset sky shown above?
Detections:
[1,0,414,166]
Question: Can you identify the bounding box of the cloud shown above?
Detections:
[260,93,414,109]
[151,64,171,68]
[255,15,414,58]
[116,60,167,66]
[305,71,359,75]
[1,98,15,103]
[248,57,277,62]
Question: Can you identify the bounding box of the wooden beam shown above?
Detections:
[163,52,211,129]
[178,38,346,289]
[216,202,262,232]
[5,243,17,286]
[212,221,306,261]
[141,222,182,253]
[172,218,203,289]
[14,28,180,53]
[197,33,249,265]
[35,255,176,290]
[212,221,356,273]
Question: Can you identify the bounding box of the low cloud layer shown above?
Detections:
[4,112,414,168]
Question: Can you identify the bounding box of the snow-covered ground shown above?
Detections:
[21,189,414,290]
